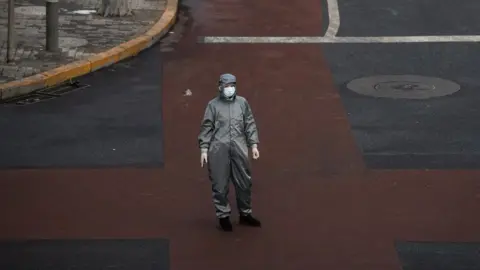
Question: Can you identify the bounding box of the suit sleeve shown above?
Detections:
[198,102,215,150]
[243,100,260,147]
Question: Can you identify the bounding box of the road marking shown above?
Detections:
[201,35,480,44]
[324,0,340,37]
[365,152,480,156]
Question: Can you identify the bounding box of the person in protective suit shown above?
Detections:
[198,73,262,232]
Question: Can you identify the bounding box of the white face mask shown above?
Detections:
[223,86,236,98]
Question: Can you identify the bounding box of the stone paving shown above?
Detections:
[0,0,166,83]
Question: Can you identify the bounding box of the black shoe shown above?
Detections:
[218,217,233,232]
[239,214,262,227]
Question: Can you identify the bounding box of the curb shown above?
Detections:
[0,0,178,101]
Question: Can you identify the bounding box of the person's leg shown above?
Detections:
[208,147,233,231]
[231,145,261,227]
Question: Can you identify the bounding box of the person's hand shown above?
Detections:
[200,149,208,167]
[201,153,208,167]
[251,145,260,160]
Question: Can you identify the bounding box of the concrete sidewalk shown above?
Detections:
[0,0,166,84]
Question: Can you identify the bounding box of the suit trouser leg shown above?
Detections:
[208,147,231,218]
[231,147,253,216]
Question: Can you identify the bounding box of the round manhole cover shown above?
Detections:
[15,6,46,16]
[346,75,460,99]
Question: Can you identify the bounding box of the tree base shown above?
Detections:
[96,0,133,17]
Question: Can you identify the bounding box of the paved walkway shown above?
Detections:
[0,0,165,83]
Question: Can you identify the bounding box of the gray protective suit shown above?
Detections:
[198,74,260,218]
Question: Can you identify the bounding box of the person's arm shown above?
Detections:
[243,100,259,148]
[198,102,215,152]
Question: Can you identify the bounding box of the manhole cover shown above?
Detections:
[346,75,460,99]
[15,6,46,16]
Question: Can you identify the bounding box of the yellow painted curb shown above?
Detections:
[0,0,178,101]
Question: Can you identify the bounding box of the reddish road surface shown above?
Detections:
[1,0,480,269]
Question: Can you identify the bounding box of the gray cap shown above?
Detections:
[219,73,236,85]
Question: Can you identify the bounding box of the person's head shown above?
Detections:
[218,73,237,99]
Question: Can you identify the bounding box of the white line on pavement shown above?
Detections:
[324,0,340,37]
[201,35,480,43]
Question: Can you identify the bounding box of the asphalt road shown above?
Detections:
[324,42,480,169]
[336,0,480,36]
[323,0,480,169]
[0,46,164,168]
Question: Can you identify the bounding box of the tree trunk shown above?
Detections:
[96,0,133,17]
